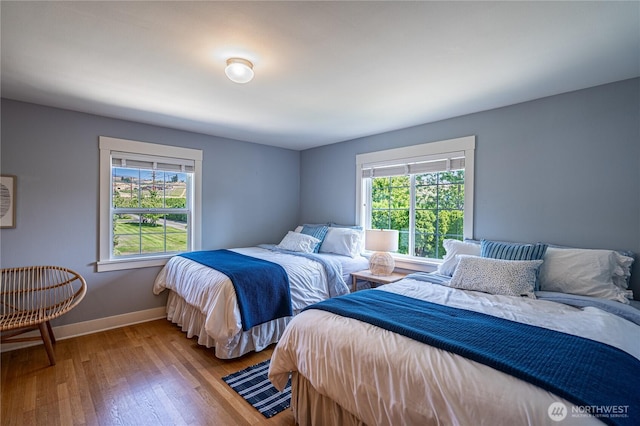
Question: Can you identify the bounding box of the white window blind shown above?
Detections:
[361,152,465,178]
[111,151,195,173]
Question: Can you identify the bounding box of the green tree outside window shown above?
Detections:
[370,170,464,259]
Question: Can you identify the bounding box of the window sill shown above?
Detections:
[96,255,171,272]
[363,252,441,273]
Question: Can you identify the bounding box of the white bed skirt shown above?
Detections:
[165,290,293,359]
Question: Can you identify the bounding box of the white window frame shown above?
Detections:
[356,135,475,270]
[97,136,202,272]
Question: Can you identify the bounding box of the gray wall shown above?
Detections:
[300,78,640,297]
[2,77,638,329]
[0,99,300,325]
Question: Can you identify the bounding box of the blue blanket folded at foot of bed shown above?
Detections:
[306,291,640,426]
[180,250,292,331]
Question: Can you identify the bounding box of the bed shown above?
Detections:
[152,224,368,359]
[268,239,640,425]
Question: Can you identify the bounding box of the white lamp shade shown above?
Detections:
[225,58,254,84]
[365,229,399,252]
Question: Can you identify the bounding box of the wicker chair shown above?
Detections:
[1,266,87,366]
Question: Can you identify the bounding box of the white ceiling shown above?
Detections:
[1,1,638,151]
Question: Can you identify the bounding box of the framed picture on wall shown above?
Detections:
[0,175,16,228]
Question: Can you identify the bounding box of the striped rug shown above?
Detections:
[222,359,291,418]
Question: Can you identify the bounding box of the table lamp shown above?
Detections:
[365,229,399,276]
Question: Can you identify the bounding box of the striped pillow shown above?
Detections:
[481,239,548,261]
[301,224,329,253]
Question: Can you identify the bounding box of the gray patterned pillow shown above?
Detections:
[449,255,542,298]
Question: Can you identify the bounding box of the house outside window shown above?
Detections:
[98,137,202,272]
[356,136,475,267]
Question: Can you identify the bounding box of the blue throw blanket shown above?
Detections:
[306,291,640,426]
[180,250,292,331]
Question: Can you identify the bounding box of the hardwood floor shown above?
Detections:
[1,319,296,426]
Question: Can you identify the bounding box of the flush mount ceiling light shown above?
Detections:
[225,58,254,84]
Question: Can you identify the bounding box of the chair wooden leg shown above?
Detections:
[46,320,56,344]
[38,322,56,366]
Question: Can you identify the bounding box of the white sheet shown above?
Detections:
[153,247,368,358]
[320,252,369,283]
[269,278,640,425]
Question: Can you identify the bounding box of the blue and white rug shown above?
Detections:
[222,359,291,418]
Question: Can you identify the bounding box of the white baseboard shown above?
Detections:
[0,307,167,353]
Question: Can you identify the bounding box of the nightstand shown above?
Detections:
[351,270,407,292]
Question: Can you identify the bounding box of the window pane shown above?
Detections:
[439,170,464,185]
[372,176,410,231]
[139,215,187,254]
[390,210,409,231]
[438,209,464,239]
[434,234,447,259]
[372,179,391,208]
[112,214,188,257]
[415,173,438,186]
[111,169,191,258]
[367,169,465,260]
[387,176,410,209]
[398,229,409,255]
[372,210,391,229]
[160,215,188,253]
[415,209,436,234]
[112,167,140,208]
[139,170,163,209]
[415,184,438,209]
[390,175,410,186]
[113,214,141,256]
[414,230,437,258]
[391,186,410,209]
[438,183,464,209]
[166,172,188,208]
[415,209,436,258]
[154,173,167,207]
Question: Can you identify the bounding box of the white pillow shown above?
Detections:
[538,247,630,303]
[319,227,363,258]
[276,231,320,253]
[449,255,542,298]
[437,239,481,276]
[612,252,634,289]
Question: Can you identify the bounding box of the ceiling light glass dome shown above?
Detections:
[225,58,254,84]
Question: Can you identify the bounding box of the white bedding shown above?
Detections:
[269,278,640,425]
[153,247,367,358]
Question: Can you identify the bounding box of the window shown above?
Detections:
[356,136,475,265]
[98,137,202,272]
